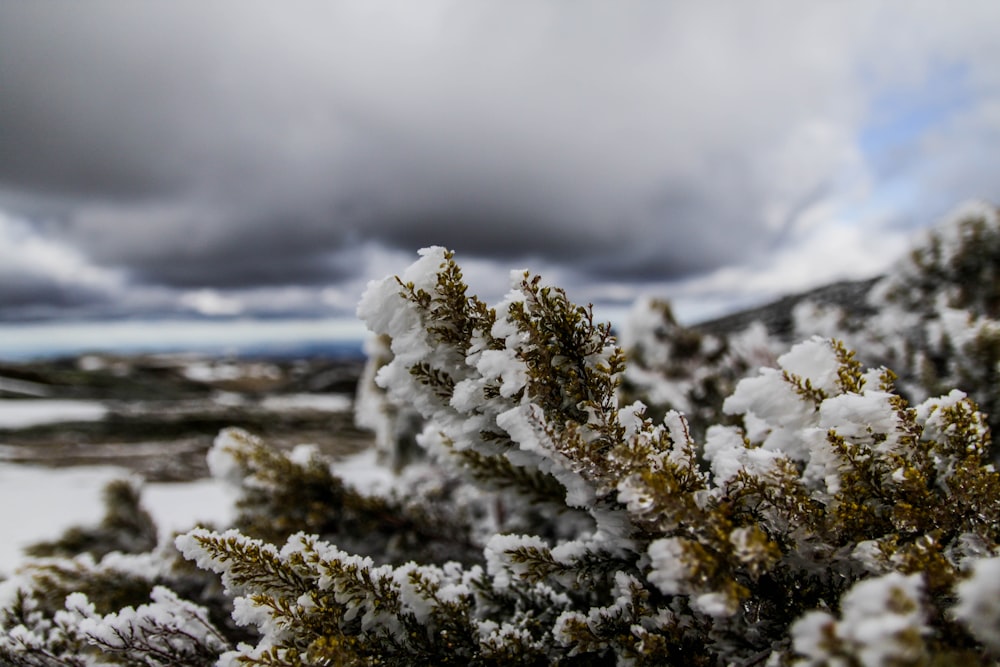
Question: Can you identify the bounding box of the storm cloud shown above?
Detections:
[1,2,999,321]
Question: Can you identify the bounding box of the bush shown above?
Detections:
[4,245,1000,665]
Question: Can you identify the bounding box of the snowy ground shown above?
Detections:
[0,449,394,577]
[0,442,392,578]
[0,463,235,576]
[0,360,393,577]
[0,399,231,574]
[0,399,108,429]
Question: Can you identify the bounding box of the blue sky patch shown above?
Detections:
[860,61,973,164]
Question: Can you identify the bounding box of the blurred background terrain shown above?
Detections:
[0,352,370,481]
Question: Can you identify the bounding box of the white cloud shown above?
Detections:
[178,290,245,317]
[660,211,912,324]
[0,211,123,298]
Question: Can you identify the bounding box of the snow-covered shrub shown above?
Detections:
[783,202,1000,448]
[355,333,426,472]
[174,248,1000,665]
[207,426,480,565]
[870,202,1000,436]
[620,297,780,439]
[6,244,1000,665]
[0,476,232,665]
[0,546,233,666]
[954,556,1000,653]
[791,572,928,666]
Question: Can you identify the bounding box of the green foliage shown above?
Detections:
[508,273,625,434]
[891,210,1000,318]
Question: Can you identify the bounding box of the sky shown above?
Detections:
[1,1,999,334]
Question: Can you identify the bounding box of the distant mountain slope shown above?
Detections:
[694,276,882,341]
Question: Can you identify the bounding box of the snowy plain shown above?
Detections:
[0,463,234,575]
[0,395,393,577]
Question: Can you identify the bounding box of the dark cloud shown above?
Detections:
[0,264,117,321]
[0,2,999,321]
[0,280,107,311]
[60,205,363,289]
[125,249,344,290]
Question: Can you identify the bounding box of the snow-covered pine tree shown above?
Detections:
[4,244,1000,665]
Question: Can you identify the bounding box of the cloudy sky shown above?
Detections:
[1,2,999,328]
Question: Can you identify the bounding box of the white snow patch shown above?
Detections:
[0,376,51,398]
[0,463,234,576]
[777,336,841,393]
[183,361,282,384]
[0,464,123,573]
[0,399,107,428]
[647,537,690,596]
[259,393,352,412]
[143,478,236,542]
[332,447,398,496]
[954,557,1000,651]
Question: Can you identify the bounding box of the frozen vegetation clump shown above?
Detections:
[623,201,1000,459]
[4,206,1000,665]
[620,297,781,440]
[792,201,1000,443]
